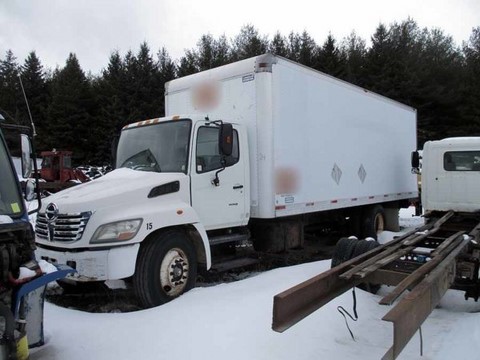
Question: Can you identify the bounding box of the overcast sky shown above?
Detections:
[0,0,479,75]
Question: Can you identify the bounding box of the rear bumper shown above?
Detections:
[35,244,140,281]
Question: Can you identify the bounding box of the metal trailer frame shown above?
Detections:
[272,211,480,359]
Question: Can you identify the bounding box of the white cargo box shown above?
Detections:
[166,54,418,219]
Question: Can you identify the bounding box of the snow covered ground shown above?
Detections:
[29,209,480,360]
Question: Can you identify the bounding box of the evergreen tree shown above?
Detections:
[317,34,345,77]
[417,28,464,142]
[20,51,49,149]
[156,47,176,117]
[0,50,22,124]
[211,34,231,67]
[194,34,232,71]
[298,31,318,68]
[462,27,480,135]
[232,25,268,60]
[269,32,288,57]
[364,23,394,95]
[47,53,96,163]
[124,43,164,123]
[199,35,214,69]
[94,50,129,162]
[365,21,424,134]
[176,50,198,77]
[341,31,367,85]
[158,47,176,83]
[287,32,302,62]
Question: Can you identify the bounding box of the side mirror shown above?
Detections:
[24,179,36,202]
[21,134,32,178]
[411,151,420,168]
[219,123,233,157]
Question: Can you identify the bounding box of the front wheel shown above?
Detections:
[133,230,197,308]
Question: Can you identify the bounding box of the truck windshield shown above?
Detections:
[117,119,192,174]
[0,135,24,217]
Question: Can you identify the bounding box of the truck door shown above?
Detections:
[190,123,247,230]
[438,150,480,209]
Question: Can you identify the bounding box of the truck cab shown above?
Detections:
[35,115,249,308]
[420,137,480,213]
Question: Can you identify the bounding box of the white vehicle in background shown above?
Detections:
[35,54,418,308]
[420,137,480,213]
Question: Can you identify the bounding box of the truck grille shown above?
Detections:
[35,212,91,242]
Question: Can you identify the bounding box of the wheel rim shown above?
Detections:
[159,247,189,297]
[374,213,385,234]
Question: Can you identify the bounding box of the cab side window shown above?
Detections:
[196,126,239,173]
[444,151,480,171]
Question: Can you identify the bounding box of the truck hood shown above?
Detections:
[41,168,188,213]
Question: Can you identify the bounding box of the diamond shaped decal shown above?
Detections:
[358,164,367,183]
[331,163,342,185]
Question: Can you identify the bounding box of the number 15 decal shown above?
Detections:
[146,223,153,230]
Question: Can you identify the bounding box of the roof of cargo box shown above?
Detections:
[165,53,416,112]
[165,55,269,93]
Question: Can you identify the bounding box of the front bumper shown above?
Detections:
[35,243,140,281]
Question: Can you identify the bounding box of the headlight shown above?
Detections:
[90,219,143,244]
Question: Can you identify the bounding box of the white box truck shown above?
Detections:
[34,54,418,308]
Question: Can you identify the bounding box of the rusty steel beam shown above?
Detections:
[272,263,361,333]
[340,213,454,281]
[379,233,464,306]
[366,269,408,287]
[381,238,469,360]
[272,224,434,333]
[271,212,455,334]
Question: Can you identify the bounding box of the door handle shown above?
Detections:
[233,185,244,190]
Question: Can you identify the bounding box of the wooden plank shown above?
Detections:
[353,246,415,279]
[430,231,465,257]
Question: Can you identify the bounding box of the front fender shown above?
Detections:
[132,201,211,269]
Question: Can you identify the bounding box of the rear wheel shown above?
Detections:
[351,239,381,294]
[133,230,197,308]
[331,237,358,268]
[362,205,385,239]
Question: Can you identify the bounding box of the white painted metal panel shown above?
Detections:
[271,58,417,216]
[423,137,480,212]
[166,54,418,220]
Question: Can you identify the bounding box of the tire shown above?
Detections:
[351,239,381,294]
[347,212,362,238]
[362,205,385,239]
[133,230,197,308]
[331,237,358,268]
